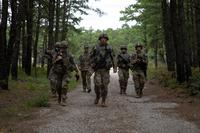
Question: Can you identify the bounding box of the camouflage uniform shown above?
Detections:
[90,33,117,107]
[130,44,147,98]
[117,45,130,94]
[48,41,79,105]
[45,42,61,96]
[79,45,92,92]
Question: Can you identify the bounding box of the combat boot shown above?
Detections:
[121,81,127,95]
[119,80,123,94]
[139,89,143,98]
[124,81,128,95]
[101,98,107,107]
[94,97,99,105]
[87,88,91,93]
[83,87,86,92]
[135,88,140,98]
[139,85,144,98]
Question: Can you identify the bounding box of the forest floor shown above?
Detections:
[0,72,200,133]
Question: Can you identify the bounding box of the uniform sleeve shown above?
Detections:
[142,53,147,64]
[89,46,96,66]
[78,55,82,67]
[110,48,117,70]
[69,55,79,73]
[117,54,121,67]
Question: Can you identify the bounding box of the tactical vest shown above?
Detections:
[117,53,130,69]
[130,53,147,71]
[79,53,90,71]
[92,44,113,70]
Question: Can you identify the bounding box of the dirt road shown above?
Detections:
[17,72,200,133]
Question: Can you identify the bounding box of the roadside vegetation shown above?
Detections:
[0,67,77,131]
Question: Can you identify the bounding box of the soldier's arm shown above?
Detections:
[130,54,137,66]
[110,48,117,72]
[139,53,147,64]
[69,55,79,73]
[89,46,96,69]
[117,54,122,67]
[78,55,82,69]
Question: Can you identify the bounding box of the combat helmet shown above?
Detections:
[120,45,127,50]
[54,42,61,48]
[84,45,89,49]
[135,43,143,49]
[60,41,68,49]
[98,33,109,40]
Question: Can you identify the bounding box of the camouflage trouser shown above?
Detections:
[94,69,110,101]
[49,71,69,103]
[50,80,57,95]
[118,68,129,93]
[81,70,91,91]
[132,70,145,95]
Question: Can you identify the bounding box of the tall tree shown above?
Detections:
[55,0,60,42]
[162,0,176,71]
[47,0,55,75]
[0,0,8,89]
[61,0,68,40]
[25,0,34,75]
[33,0,42,77]
[7,0,17,77]
[195,0,200,68]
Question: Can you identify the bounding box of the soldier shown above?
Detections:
[78,45,92,93]
[90,33,117,107]
[48,41,79,105]
[117,45,130,95]
[45,42,61,97]
[130,44,147,98]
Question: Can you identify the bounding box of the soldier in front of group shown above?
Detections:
[117,45,130,95]
[79,45,92,93]
[90,33,117,107]
[48,41,79,105]
[130,44,147,98]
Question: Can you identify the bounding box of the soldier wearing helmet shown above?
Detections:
[78,45,92,93]
[90,33,117,107]
[48,40,80,106]
[117,45,130,95]
[130,43,147,98]
[44,41,62,97]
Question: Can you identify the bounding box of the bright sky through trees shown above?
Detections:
[78,0,137,30]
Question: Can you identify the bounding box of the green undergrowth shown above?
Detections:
[1,67,78,120]
[147,62,200,96]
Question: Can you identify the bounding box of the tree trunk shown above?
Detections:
[177,0,191,81]
[195,0,200,68]
[61,0,68,40]
[47,0,55,75]
[33,1,41,77]
[171,0,191,83]
[7,0,17,77]
[11,0,24,80]
[0,0,8,89]
[143,23,148,54]
[170,0,185,83]
[25,0,34,76]
[21,20,27,70]
[55,0,60,42]
[162,0,176,71]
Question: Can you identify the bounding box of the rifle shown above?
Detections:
[118,54,130,68]
[131,53,147,72]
